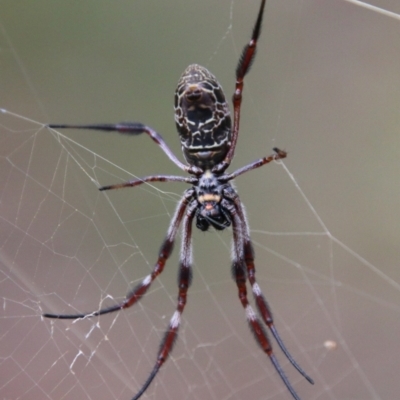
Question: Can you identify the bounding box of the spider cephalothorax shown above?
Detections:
[195,170,231,231]
[44,1,314,400]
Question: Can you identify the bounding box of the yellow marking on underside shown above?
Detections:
[198,194,221,203]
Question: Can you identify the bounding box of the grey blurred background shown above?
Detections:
[1,1,400,399]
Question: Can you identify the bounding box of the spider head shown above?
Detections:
[196,201,231,232]
[195,170,231,231]
[175,64,232,169]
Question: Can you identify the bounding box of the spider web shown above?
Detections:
[1,1,400,399]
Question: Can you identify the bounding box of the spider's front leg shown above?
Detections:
[221,194,313,400]
[224,187,313,384]
[131,199,197,400]
[43,188,195,320]
[234,197,314,386]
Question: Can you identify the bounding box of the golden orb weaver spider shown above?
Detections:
[44,1,314,399]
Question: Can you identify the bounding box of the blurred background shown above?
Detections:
[1,1,400,399]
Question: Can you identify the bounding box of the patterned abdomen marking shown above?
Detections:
[175,64,232,169]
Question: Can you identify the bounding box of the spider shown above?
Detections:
[44,1,314,399]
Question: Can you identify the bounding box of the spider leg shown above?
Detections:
[213,0,266,174]
[244,243,314,385]
[221,199,304,400]
[99,174,197,191]
[47,123,191,173]
[223,189,314,386]
[131,200,197,400]
[219,148,287,183]
[43,188,195,320]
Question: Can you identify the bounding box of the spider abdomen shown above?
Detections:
[175,64,232,169]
